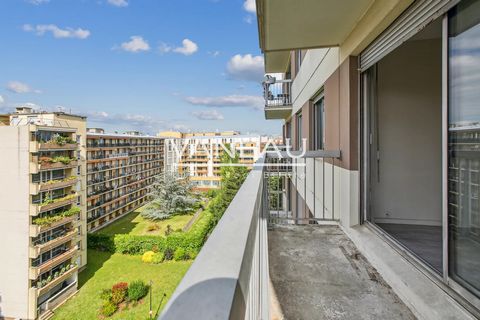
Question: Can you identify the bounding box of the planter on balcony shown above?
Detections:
[39,142,78,150]
[39,178,78,192]
[36,196,77,215]
[37,266,78,296]
[40,160,78,170]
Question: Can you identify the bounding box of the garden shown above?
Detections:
[52,151,248,319]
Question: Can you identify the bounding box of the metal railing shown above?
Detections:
[160,156,270,320]
[160,150,340,319]
[263,77,292,108]
[265,150,341,224]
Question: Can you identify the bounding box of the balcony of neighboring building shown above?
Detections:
[30,210,79,237]
[30,192,78,216]
[30,227,78,259]
[30,245,78,280]
[263,76,292,120]
[30,175,78,195]
[33,263,78,297]
[31,154,79,173]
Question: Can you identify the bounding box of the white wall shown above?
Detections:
[0,126,30,319]
[292,48,339,113]
[371,38,442,226]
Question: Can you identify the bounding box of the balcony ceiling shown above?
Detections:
[258,0,375,72]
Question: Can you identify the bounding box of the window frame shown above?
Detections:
[313,92,326,150]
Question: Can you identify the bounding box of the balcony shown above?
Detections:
[256,0,385,72]
[30,194,78,216]
[35,265,78,296]
[30,229,78,258]
[263,77,292,120]
[30,177,78,194]
[30,215,78,237]
[160,152,415,319]
[30,246,78,280]
[38,142,78,151]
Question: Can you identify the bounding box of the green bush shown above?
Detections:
[173,247,186,261]
[100,300,117,317]
[164,248,174,261]
[152,252,164,264]
[187,249,198,260]
[87,233,115,252]
[99,288,112,302]
[127,280,149,301]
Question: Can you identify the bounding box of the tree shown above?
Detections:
[141,173,198,221]
[210,146,249,223]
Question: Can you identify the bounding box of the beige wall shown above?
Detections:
[0,126,31,319]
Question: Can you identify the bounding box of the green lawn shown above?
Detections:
[52,250,191,320]
[52,207,196,319]
[97,207,194,237]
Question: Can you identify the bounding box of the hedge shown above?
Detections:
[87,209,215,255]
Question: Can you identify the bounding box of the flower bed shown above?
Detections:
[99,280,149,317]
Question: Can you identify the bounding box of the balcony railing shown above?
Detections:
[263,77,293,120]
[160,150,340,319]
[263,77,292,108]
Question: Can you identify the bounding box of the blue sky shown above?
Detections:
[0,0,282,135]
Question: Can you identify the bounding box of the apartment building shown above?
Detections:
[255,0,480,317]
[0,107,87,320]
[158,131,265,190]
[86,128,164,232]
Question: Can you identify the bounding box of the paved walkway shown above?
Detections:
[268,225,416,320]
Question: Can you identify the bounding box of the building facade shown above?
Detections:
[0,108,87,320]
[159,131,265,190]
[86,128,164,232]
[257,0,480,317]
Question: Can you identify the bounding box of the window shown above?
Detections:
[448,0,480,296]
[296,113,303,150]
[313,96,325,150]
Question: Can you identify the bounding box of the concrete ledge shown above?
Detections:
[342,224,475,320]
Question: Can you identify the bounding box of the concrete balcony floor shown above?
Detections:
[268,225,416,320]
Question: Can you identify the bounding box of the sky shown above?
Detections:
[0,0,283,135]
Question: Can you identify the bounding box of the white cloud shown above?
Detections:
[7,81,41,94]
[120,36,150,53]
[26,0,49,5]
[158,39,198,56]
[23,24,90,39]
[208,50,220,57]
[244,15,254,24]
[0,95,4,105]
[192,110,224,121]
[173,39,198,56]
[185,95,263,110]
[107,0,128,7]
[226,54,264,82]
[243,0,256,13]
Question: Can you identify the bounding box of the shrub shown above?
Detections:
[87,233,115,252]
[100,300,117,317]
[111,282,128,305]
[187,249,198,260]
[164,225,173,236]
[141,251,155,263]
[152,252,164,264]
[128,280,149,302]
[173,247,187,261]
[99,288,112,302]
[147,223,160,232]
[164,248,174,261]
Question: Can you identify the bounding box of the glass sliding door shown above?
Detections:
[448,0,480,298]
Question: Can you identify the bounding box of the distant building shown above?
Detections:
[158,131,267,190]
[0,108,87,320]
[86,130,164,232]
